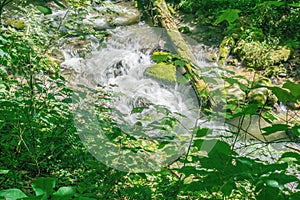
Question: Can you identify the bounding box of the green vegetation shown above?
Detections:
[0,0,300,199]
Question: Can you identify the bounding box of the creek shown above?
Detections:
[58,3,298,172]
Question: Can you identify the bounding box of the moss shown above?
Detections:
[248,77,277,106]
[218,36,235,65]
[6,19,26,30]
[144,63,176,82]
[234,40,291,70]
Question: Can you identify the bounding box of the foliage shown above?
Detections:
[0,0,300,199]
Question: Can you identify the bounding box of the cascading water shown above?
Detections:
[64,22,225,172]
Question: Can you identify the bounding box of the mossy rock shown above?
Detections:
[6,19,26,30]
[234,40,291,70]
[218,36,235,65]
[144,63,176,82]
[248,77,277,106]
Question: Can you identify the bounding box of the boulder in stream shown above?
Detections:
[234,40,291,70]
[84,2,141,30]
[144,63,177,83]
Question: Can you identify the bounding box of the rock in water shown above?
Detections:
[144,63,176,82]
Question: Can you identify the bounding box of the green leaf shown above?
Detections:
[283,80,300,98]
[37,5,52,15]
[262,124,289,135]
[243,104,259,115]
[0,49,10,58]
[261,1,285,7]
[194,127,211,137]
[152,52,171,63]
[0,36,7,42]
[289,3,300,7]
[0,189,28,200]
[31,177,56,197]
[131,107,145,114]
[0,170,9,174]
[214,9,241,25]
[221,181,235,196]
[292,125,300,136]
[280,152,300,164]
[53,0,66,9]
[173,60,186,67]
[265,180,279,188]
[269,86,296,104]
[53,187,76,198]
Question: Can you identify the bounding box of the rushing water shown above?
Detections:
[62,21,299,173]
[62,22,228,172]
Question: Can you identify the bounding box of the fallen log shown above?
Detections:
[139,0,211,108]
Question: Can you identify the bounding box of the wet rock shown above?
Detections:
[234,40,291,70]
[46,49,65,65]
[62,38,93,58]
[226,58,239,67]
[60,57,86,74]
[205,53,218,62]
[224,83,246,102]
[218,36,235,66]
[248,77,277,106]
[84,2,140,30]
[264,64,287,77]
[104,60,128,79]
[144,63,176,82]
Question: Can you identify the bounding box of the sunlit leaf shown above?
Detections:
[214,9,241,25]
[32,177,56,197]
[269,86,296,104]
[53,0,66,9]
[283,80,300,98]
[131,107,145,114]
[0,170,9,174]
[262,124,289,135]
[265,180,279,188]
[37,5,52,15]
[53,186,76,198]
[0,189,28,200]
[152,52,171,63]
[194,127,211,137]
[174,59,186,67]
[292,125,300,136]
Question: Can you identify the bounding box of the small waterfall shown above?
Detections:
[65,22,225,172]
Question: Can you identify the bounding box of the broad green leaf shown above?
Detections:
[53,0,66,8]
[280,152,300,164]
[214,9,241,25]
[265,179,279,188]
[289,3,300,7]
[31,177,56,197]
[194,127,211,137]
[174,59,186,67]
[53,186,76,198]
[221,181,235,196]
[152,52,171,63]
[283,80,300,98]
[269,86,296,104]
[0,36,7,42]
[131,107,145,114]
[242,104,259,115]
[262,111,279,124]
[0,189,28,200]
[0,170,9,174]
[262,124,289,135]
[260,1,285,7]
[0,49,10,58]
[292,125,300,136]
[37,5,52,15]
